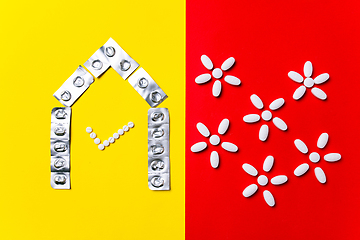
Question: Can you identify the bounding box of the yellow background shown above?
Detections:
[0,0,185,239]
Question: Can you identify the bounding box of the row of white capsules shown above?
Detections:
[148,108,170,190]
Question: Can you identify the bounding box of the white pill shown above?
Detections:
[113,133,120,139]
[103,140,109,147]
[191,142,207,153]
[210,151,219,169]
[294,163,309,177]
[314,73,329,84]
[90,132,96,139]
[221,57,235,71]
[212,68,223,79]
[263,155,274,172]
[269,98,285,110]
[304,78,314,88]
[123,125,129,132]
[243,184,258,198]
[294,139,308,154]
[309,152,320,163]
[242,163,258,176]
[86,127,93,133]
[272,117,287,131]
[304,61,313,78]
[195,73,212,84]
[288,71,304,83]
[261,110,272,121]
[257,175,268,186]
[210,135,220,146]
[263,190,275,207]
[196,122,210,137]
[224,75,241,86]
[212,80,222,97]
[317,133,329,149]
[108,137,115,143]
[118,129,124,135]
[218,118,229,135]
[221,142,238,152]
[293,85,306,100]
[324,153,341,162]
[271,175,288,185]
[311,87,327,100]
[201,55,213,70]
[243,114,260,123]
[259,124,269,142]
[128,122,134,128]
[98,144,105,151]
[94,138,100,145]
[250,94,264,109]
[314,167,326,184]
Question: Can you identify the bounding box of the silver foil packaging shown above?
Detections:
[50,107,71,189]
[84,49,111,78]
[148,108,170,190]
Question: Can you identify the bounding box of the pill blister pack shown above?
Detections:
[148,108,170,190]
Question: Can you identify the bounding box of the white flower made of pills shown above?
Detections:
[190,119,238,168]
[195,55,241,97]
[242,156,288,207]
[288,61,329,100]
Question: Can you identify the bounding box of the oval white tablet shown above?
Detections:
[314,73,329,84]
[113,133,120,139]
[272,117,287,131]
[288,71,304,83]
[311,87,327,100]
[304,61,313,77]
[98,144,105,151]
[212,68,223,79]
[243,184,258,198]
[224,75,241,86]
[261,110,272,121]
[257,175,268,186]
[293,85,306,100]
[317,133,328,149]
[242,163,258,176]
[269,98,285,110]
[94,138,100,145]
[86,127,93,133]
[294,163,309,176]
[209,135,220,146]
[90,132,96,139]
[263,190,275,207]
[218,118,229,135]
[191,142,207,153]
[221,142,238,152]
[212,80,222,97]
[221,57,235,71]
[294,139,308,154]
[210,151,219,168]
[196,122,210,137]
[108,137,115,143]
[324,153,341,162]
[243,114,260,123]
[103,140,109,147]
[250,94,264,109]
[201,55,213,70]
[259,124,269,142]
[128,122,135,128]
[263,155,274,172]
[309,152,320,163]
[123,125,129,132]
[271,175,288,185]
[195,73,212,84]
[118,129,124,135]
[314,167,326,183]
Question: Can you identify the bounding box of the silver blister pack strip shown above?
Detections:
[129,68,168,107]
[100,37,139,80]
[148,108,170,190]
[84,49,111,78]
[53,66,94,107]
[50,107,71,189]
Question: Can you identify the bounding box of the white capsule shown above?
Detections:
[224,75,241,86]
[294,139,308,154]
[314,167,326,184]
[250,94,264,109]
[218,118,229,135]
[293,85,306,100]
[243,184,258,198]
[294,163,309,176]
[271,175,288,185]
[311,87,327,100]
[304,78,314,88]
[324,153,341,162]
[263,190,275,207]
[210,151,219,168]
[314,73,329,84]
[317,133,329,149]
[269,98,285,110]
[195,73,212,84]
[128,122,134,128]
[257,175,268,186]
[123,125,129,132]
[201,55,213,70]
[196,122,210,137]
[94,138,100,145]
[90,132,96,139]
[242,163,258,176]
[113,133,120,139]
[288,71,304,83]
[86,127,93,133]
[243,114,260,123]
[212,80,222,97]
[304,61,313,78]
[309,152,320,163]
[212,68,223,79]
[191,142,207,153]
[221,57,235,71]
[272,117,287,131]
[108,137,115,143]
[263,155,274,172]
[261,110,272,121]
[98,144,105,151]
[209,135,220,146]
[259,124,269,142]
[118,129,124,135]
[221,142,238,152]
[103,140,110,147]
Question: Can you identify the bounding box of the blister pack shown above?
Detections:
[84,49,111,78]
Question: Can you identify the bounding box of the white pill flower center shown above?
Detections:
[209,134,221,146]
[309,152,320,163]
[261,110,272,121]
[304,78,314,88]
[257,175,268,186]
[212,68,223,79]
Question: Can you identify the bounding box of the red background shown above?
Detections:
[186,0,360,239]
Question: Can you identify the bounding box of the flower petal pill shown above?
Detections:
[242,163,258,176]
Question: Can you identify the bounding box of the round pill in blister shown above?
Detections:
[86,127,93,133]
[118,129,124,135]
[123,125,129,132]
[94,138,100,145]
[108,137,115,143]
[128,122,134,128]
[90,132,96,139]
[113,133,120,139]
[98,144,105,150]
[103,140,110,147]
